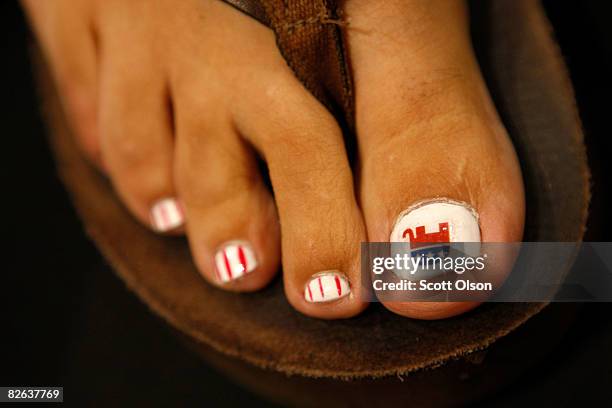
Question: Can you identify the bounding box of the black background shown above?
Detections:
[2,0,612,406]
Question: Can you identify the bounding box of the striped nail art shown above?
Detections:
[150,198,185,232]
[305,271,350,303]
[214,241,258,283]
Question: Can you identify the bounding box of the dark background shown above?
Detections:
[2,0,612,406]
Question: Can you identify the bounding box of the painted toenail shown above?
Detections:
[305,271,350,303]
[214,241,258,283]
[150,197,185,232]
[390,199,480,244]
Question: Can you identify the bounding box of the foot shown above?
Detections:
[23,0,368,319]
[344,0,525,319]
[23,0,524,321]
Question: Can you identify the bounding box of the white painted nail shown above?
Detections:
[390,199,480,246]
[150,197,185,232]
[214,241,258,283]
[305,271,350,303]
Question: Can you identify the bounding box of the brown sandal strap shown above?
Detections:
[220,0,270,27]
[220,0,355,129]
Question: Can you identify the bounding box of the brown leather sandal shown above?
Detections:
[37,0,589,405]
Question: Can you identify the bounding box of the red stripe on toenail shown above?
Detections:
[214,264,222,282]
[335,276,341,296]
[307,283,313,302]
[318,277,324,298]
[223,249,233,280]
[238,245,247,272]
[160,203,170,229]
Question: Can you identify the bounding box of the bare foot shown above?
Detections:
[23,0,524,321]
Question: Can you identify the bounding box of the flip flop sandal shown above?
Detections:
[35,0,590,405]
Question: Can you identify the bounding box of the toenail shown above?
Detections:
[390,199,481,244]
[305,271,351,303]
[214,241,258,283]
[150,197,185,232]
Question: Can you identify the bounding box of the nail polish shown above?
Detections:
[214,241,258,283]
[389,200,481,279]
[150,197,185,232]
[305,271,350,303]
[390,199,480,246]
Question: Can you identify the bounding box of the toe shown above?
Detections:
[23,0,100,165]
[347,0,525,319]
[236,74,368,318]
[360,114,524,319]
[172,89,280,292]
[98,50,179,232]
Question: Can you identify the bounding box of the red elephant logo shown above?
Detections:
[403,222,450,249]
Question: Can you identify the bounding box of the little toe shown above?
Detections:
[22,0,100,165]
[98,50,180,233]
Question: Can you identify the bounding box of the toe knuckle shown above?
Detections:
[110,135,137,160]
[106,135,151,170]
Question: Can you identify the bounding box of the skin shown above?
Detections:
[22,0,524,320]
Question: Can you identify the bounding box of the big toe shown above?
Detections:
[347,0,525,319]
